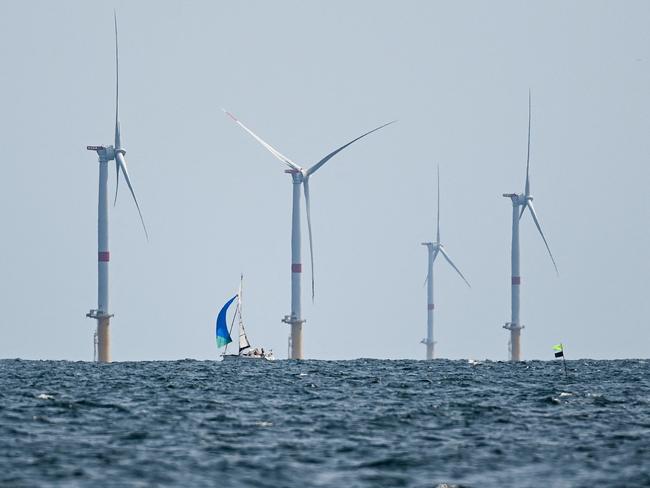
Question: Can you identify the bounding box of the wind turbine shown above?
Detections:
[225,111,394,359]
[421,165,470,360]
[86,13,148,363]
[502,93,558,361]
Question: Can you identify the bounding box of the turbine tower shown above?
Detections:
[86,13,148,363]
[502,93,558,361]
[225,111,394,359]
[421,166,470,360]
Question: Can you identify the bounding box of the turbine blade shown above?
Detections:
[114,10,121,150]
[436,164,440,243]
[306,120,396,176]
[519,201,527,220]
[439,247,471,288]
[526,201,558,275]
[422,248,438,287]
[222,110,301,171]
[303,177,315,301]
[524,90,531,197]
[114,162,120,206]
[116,151,149,240]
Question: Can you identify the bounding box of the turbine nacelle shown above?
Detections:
[284,168,306,184]
[502,192,530,206]
[87,145,116,161]
[86,146,128,165]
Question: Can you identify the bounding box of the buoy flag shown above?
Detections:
[553,344,564,358]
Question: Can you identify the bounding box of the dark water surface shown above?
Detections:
[1,359,649,487]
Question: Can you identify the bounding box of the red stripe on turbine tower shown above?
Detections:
[512,276,521,285]
[98,251,110,262]
[292,263,302,273]
[428,304,435,310]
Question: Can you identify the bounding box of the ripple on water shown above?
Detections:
[0,359,648,487]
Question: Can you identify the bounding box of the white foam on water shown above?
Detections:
[37,394,53,400]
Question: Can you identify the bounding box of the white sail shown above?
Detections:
[239,321,251,352]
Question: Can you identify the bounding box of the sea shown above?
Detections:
[1,358,648,487]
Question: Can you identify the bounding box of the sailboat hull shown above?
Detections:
[221,352,275,361]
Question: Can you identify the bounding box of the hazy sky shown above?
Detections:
[1,1,649,361]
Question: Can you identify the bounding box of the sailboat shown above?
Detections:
[216,275,275,361]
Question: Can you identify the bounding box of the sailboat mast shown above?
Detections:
[236,273,252,354]
[222,277,243,356]
[222,301,238,356]
[238,273,243,343]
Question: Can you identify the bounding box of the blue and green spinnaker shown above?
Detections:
[216,295,237,348]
